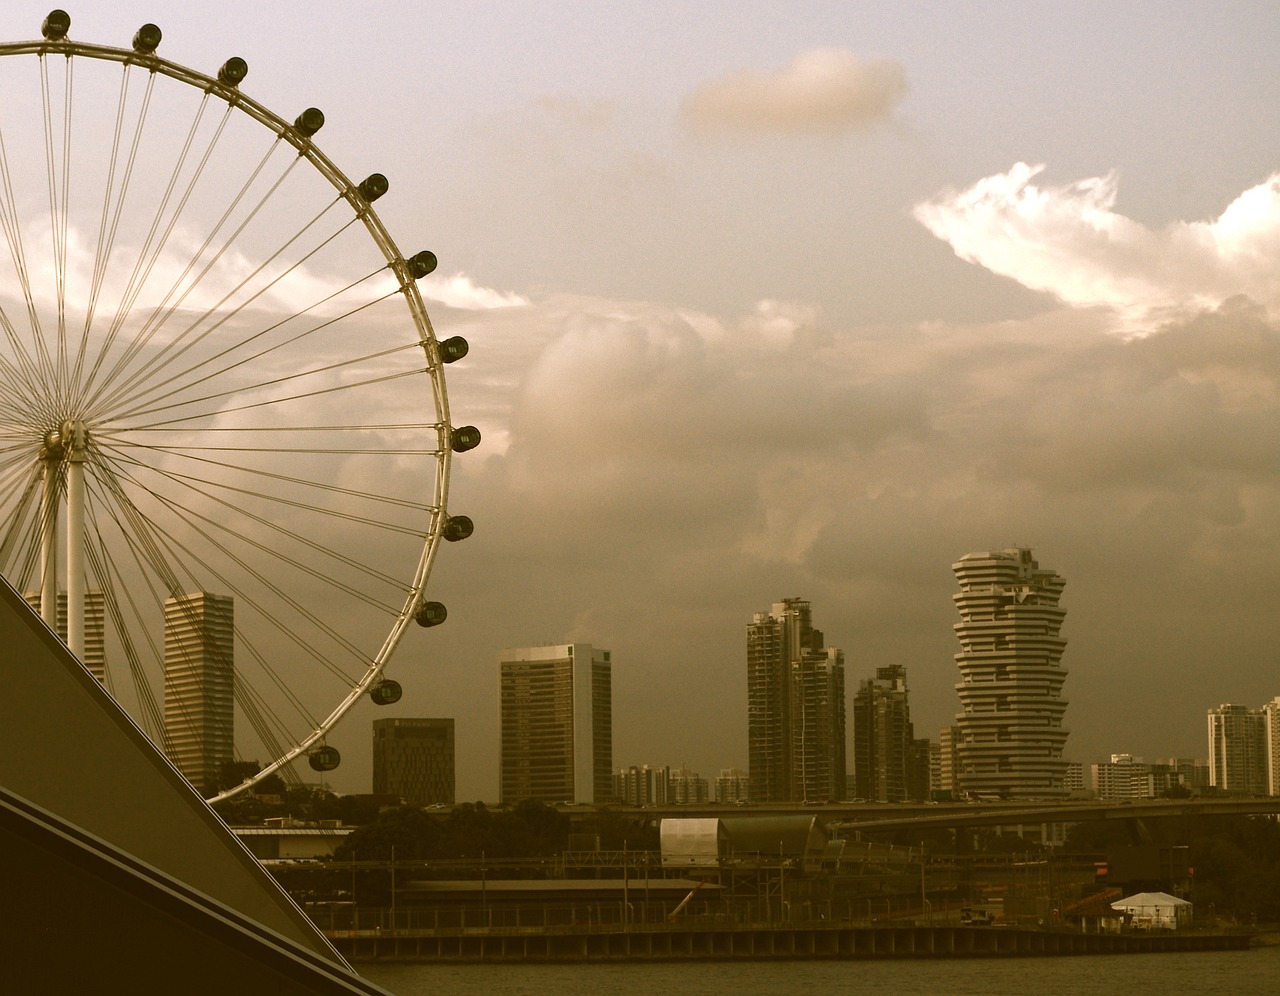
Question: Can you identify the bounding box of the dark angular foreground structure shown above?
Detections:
[0,579,389,994]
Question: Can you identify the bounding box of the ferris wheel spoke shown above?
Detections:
[100,222,381,422]
[105,272,397,424]
[88,463,376,675]
[80,526,165,735]
[87,66,161,365]
[100,441,437,516]
[80,93,227,395]
[138,469,405,611]
[235,680,304,784]
[0,461,42,579]
[98,196,356,416]
[79,137,300,412]
[39,53,73,398]
[106,456,420,588]
[0,132,54,402]
[1,28,468,801]
[87,464,364,699]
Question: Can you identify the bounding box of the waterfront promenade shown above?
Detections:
[326,920,1253,963]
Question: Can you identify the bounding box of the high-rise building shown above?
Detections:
[951,548,1069,799]
[163,592,234,797]
[669,765,710,804]
[499,643,612,804]
[1161,757,1211,793]
[746,598,845,803]
[1207,703,1267,796]
[1264,698,1280,796]
[908,737,933,802]
[372,718,455,806]
[715,767,750,804]
[23,590,106,683]
[937,724,961,798]
[614,764,669,806]
[1162,752,1208,793]
[853,664,915,802]
[1092,754,1143,800]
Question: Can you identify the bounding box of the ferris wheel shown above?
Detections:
[0,12,478,802]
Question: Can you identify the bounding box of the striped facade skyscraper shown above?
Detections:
[24,590,106,684]
[499,643,612,804]
[163,592,234,796]
[951,548,1069,799]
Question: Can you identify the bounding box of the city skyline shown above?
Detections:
[9,4,1277,800]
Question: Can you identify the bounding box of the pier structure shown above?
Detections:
[325,921,1253,962]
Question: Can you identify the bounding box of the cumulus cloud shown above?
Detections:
[914,164,1280,332]
[420,273,529,310]
[425,288,1280,796]
[680,48,908,135]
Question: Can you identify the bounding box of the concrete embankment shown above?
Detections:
[331,924,1254,963]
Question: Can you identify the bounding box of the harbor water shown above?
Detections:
[361,944,1280,995]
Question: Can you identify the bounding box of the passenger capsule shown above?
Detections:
[439,336,469,364]
[132,23,162,54]
[218,57,248,87]
[443,515,473,542]
[308,745,341,772]
[450,426,481,453]
[414,600,447,628]
[294,107,325,137]
[407,251,437,279]
[42,10,71,40]
[358,173,389,203]
[370,679,402,706]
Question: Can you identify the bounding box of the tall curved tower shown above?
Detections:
[952,548,1069,799]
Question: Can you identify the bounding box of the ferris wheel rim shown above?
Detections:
[0,21,464,803]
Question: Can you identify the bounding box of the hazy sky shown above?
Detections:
[9,2,1280,799]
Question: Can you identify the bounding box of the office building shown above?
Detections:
[853,664,915,802]
[372,718,455,806]
[163,592,234,796]
[24,590,106,683]
[499,643,612,804]
[951,548,1069,799]
[1208,703,1267,796]
[747,598,846,803]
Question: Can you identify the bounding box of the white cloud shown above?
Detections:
[680,48,908,136]
[419,273,529,310]
[914,164,1280,333]
[434,289,1280,795]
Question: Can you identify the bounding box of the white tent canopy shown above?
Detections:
[1111,891,1192,930]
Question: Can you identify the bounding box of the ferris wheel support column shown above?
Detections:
[39,452,59,629]
[64,421,88,659]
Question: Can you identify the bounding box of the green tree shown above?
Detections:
[334,806,442,861]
